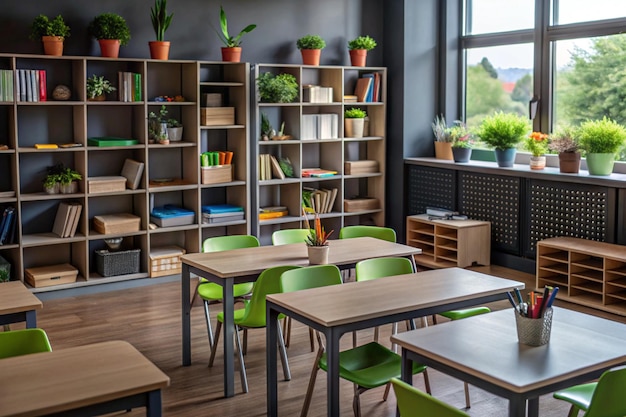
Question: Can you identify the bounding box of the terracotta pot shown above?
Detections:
[558,151,581,174]
[349,49,367,67]
[221,47,242,62]
[434,141,454,160]
[529,156,546,170]
[42,36,64,56]
[301,49,321,66]
[149,41,170,60]
[88,94,106,102]
[307,245,329,265]
[344,118,364,138]
[98,39,121,58]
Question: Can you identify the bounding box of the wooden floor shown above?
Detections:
[16,265,626,416]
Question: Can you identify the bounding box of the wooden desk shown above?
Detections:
[0,340,170,417]
[0,281,42,328]
[180,237,421,398]
[391,307,626,417]
[266,267,524,416]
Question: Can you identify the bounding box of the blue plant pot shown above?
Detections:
[452,147,472,163]
[494,148,516,167]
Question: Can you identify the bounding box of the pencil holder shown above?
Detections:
[515,307,553,346]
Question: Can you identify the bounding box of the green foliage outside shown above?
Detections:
[480,57,498,79]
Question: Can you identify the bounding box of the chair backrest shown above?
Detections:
[355,257,414,282]
[585,365,626,417]
[339,225,396,243]
[239,265,302,327]
[0,328,52,359]
[280,264,343,293]
[203,235,260,253]
[391,378,469,417]
[272,229,311,246]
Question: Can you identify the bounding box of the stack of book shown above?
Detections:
[301,168,338,178]
[117,71,142,102]
[259,206,288,220]
[0,70,14,102]
[301,114,339,140]
[303,187,337,214]
[52,202,82,238]
[0,206,16,245]
[302,85,333,103]
[259,154,290,180]
[353,72,381,103]
[201,204,244,224]
[16,69,46,102]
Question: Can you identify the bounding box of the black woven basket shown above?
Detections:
[95,249,141,277]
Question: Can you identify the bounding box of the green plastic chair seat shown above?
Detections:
[0,328,52,358]
[439,306,491,321]
[197,280,254,301]
[339,225,396,243]
[319,342,426,389]
[392,378,470,417]
[553,382,595,412]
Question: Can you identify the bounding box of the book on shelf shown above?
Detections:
[269,155,285,180]
[362,73,374,102]
[52,202,82,238]
[302,187,337,214]
[0,206,15,245]
[120,159,144,190]
[301,168,338,178]
[39,69,47,101]
[354,77,371,102]
[259,206,288,220]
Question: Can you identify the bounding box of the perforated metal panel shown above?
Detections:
[525,180,612,255]
[458,172,521,254]
[406,165,456,215]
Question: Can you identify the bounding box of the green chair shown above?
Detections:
[391,378,469,417]
[208,265,301,393]
[196,235,260,353]
[339,225,397,243]
[280,265,430,417]
[553,365,626,417]
[0,328,52,358]
[271,229,311,246]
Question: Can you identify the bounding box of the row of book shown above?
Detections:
[302,85,333,103]
[303,187,338,214]
[0,206,16,245]
[302,113,339,140]
[259,154,288,180]
[117,71,142,102]
[16,69,47,102]
[0,70,14,102]
[354,72,381,103]
[52,202,82,238]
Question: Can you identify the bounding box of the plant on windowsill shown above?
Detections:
[296,34,326,66]
[30,14,71,56]
[149,0,174,60]
[577,116,626,176]
[475,111,530,167]
[525,131,549,170]
[548,127,581,174]
[347,35,376,67]
[86,74,116,101]
[432,115,454,160]
[216,5,256,62]
[449,121,473,163]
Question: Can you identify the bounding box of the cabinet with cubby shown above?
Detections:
[253,63,386,244]
[536,237,626,316]
[0,53,250,293]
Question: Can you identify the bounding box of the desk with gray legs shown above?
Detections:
[0,281,42,328]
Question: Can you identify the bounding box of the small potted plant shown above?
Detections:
[548,127,581,173]
[577,116,626,176]
[347,35,376,67]
[449,121,473,163]
[344,108,367,138]
[475,111,530,167]
[148,105,169,144]
[524,131,550,170]
[432,115,454,160]
[30,14,70,56]
[150,0,174,60]
[302,209,334,265]
[296,34,326,66]
[88,13,131,58]
[216,5,256,62]
[59,167,82,194]
[43,173,61,194]
[86,74,116,101]
[256,72,298,103]
[167,117,183,141]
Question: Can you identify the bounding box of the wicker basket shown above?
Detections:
[515,307,553,346]
[95,248,141,277]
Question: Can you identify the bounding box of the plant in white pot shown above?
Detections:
[167,117,183,141]
[476,111,530,167]
[577,116,626,176]
[344,108,367,138]
[524,131,550,170]
[303,210,334,265]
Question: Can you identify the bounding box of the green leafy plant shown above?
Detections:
[88,13,131,46]
[44,163,81,187]
[86,74,116,99]
[432,115,453,143]
[256,72,298,103]
[344,108,367,118]
[525,132,550,157]
[475,111,530,150]
[577,116,626,154]
[0,268,8,282]
[167,118,181,128]
[449,121,473,148]
[303,211,333,246]
[30,14,70,39]
[59,167,82,185]
[278,157,294,177]
[151,0,173,41]
[296,34,326,50]
[149,105,169,140]
[43,173,61,189]
[348,35,376,51]
[216,5,256,47]
[548,127,580,153]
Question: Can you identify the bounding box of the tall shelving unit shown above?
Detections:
[0,53,249,293]
[252,64,386,245]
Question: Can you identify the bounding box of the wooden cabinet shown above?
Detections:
[252,64,386,245]
[406,214,491,268]
[0,54,249,292]
[536,237,626,316]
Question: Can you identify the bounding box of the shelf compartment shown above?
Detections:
[537,274,569,288]
[571,253,604,271]
[538,263,569,275]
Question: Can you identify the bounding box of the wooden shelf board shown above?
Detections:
[21,233,85,247]
[413,255,455,269]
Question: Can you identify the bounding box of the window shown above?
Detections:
[466,0,534,34]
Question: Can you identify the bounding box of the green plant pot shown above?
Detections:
[494,148,516,167]
[586,153,615,176]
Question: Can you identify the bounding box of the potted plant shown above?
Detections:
[296,34,326,66]
[548,127,581,173]
[256,72,298,103]
[148,105,169,144]
[150,0,174,60]
[167,117,183,141]
[476,111,530,167]
[431,115,454,160]
[86,74,116,101]
[43,173,61,194]
[344,108,367,138]
[30,14,70,56]
[577,116,626,176]
[216,5,256,62]
[88,13,131,58]
[302,210,334,265]
[347,35,376,67]
[524,131,549,170]
[59,167,82,194]
[449,121,473,163]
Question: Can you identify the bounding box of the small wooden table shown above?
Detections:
[180,237,421,398]
[0,281,42,328]
[391,307,626,417]
[266,267,524,416]
[0,340,170,417]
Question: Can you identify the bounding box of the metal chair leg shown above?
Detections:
[208,321,222,367]
[423,369,432,394]
[300,347,324,417]
[202,300,214,350]
[352,385,362,417]
[464,381,471,408]
[277,319,291,380]
[383,382,391,401]
[234,325,248,393]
